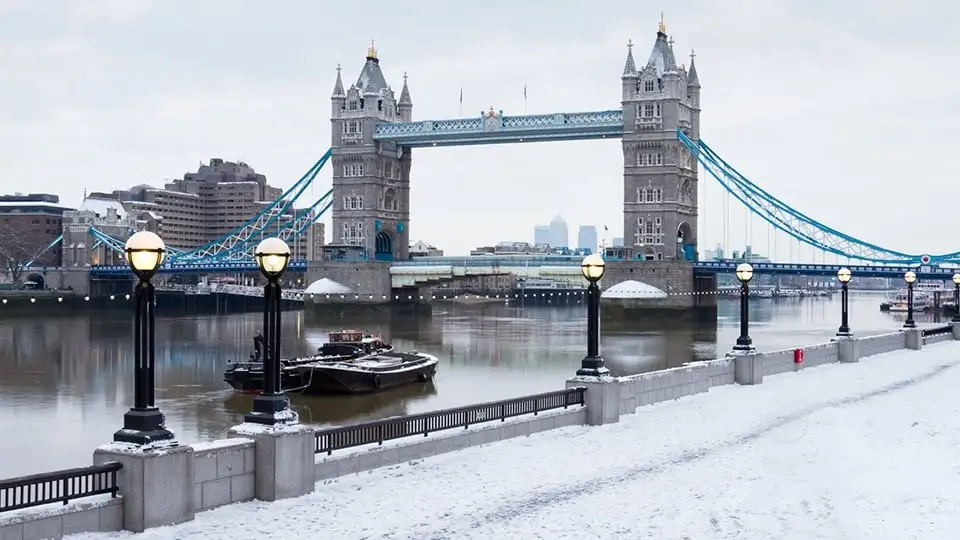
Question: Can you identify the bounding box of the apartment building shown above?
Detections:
[106,158,324,256]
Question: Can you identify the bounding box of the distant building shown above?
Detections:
[101,158,322,257]
[470,241,553,256]
[612,237,624,247]
[533,225,550,246]
[61,197,142,267]
[409,240,443,257]
[549,215,568,248]
[0,193,72,271]
[577,225,598,253]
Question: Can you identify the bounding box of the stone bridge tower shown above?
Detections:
[330,42,412,261]
[620,17,701,261]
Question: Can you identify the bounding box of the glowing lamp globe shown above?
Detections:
[837,267,852,284]
[735,263,754,283]
[124,231,166,279]
[580,254,606,282]
[952,273,960,286]
[904,271,917,284]
[255,237,291,279]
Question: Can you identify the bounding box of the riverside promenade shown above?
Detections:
[2,325,959,539]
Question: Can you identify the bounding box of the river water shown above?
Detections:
[0,292,936,477]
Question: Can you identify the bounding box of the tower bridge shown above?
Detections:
[70,18,960,302]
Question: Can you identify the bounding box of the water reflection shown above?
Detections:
[0,291,932,477]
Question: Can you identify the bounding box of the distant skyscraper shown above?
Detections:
[533,225,551,245]
[613,237,624,247]
[549,215,568,248]
[578,225,598,253]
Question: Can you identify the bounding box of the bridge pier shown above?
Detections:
[600,261,716,319]
[305,260,392,300]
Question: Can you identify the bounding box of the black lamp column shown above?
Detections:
[952,273,960,323]
[246,237,294,425]
[836,267,852,336]
[115,231,175,445]
[577,254,609,377]
[732,263,755,352]
[903,271,917,329]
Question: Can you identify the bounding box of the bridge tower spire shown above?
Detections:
[329,43,411,262]
[621,19,700,262]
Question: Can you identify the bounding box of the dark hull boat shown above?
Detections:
[290,351,439,394]
[224,330,392,393]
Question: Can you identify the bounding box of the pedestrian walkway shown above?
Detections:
[72,342,960,539]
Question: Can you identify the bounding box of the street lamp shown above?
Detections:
[114,231,175,445]
[732,263,754,352]
[953,273,960,323]
[577,254,609,377]
[903,270,917,329]
[245,237,294,425]
[836,267,852,336]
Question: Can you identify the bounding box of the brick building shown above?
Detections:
[0,193,72,273]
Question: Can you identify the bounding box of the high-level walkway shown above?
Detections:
[73,343,960,539]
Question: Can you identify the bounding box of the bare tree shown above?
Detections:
[0,222,43,285]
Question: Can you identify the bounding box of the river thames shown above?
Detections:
[0,292,933,477]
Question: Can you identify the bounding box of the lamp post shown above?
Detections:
[114,231,175,445]
[245,237,294,425]
[732,263,755,352]
[836,267,852,336]
[953,273,960,323]
[577,254,609,377]
[903,270,917,329]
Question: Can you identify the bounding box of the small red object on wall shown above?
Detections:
[794,348,804,364]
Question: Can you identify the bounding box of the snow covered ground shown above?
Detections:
[72,342,960,540]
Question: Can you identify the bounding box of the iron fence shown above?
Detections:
[315,386,586,455]
[0,462,122,513]
[921,325,953,338]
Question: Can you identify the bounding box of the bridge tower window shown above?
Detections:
[644,80,655,92]
[343,164,364,177]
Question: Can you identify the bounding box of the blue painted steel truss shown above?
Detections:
[90,259,308,276]
[374,110,624,147]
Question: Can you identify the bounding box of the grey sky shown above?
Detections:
[1,0,957,259]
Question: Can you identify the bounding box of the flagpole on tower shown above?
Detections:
[523,81,527,114]
[459,87,463,117]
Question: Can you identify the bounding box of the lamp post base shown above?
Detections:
[836,328,852,337]
[732,336,754,353]
[952,315,960,323]
[902,321,917,329]
[114,408,175,445]
[245,393,295,426]
[576,356,610,377]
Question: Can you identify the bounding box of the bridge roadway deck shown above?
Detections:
[88,257,959,279]
[72,342,960,539]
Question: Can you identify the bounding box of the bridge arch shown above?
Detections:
[677,221,694,261]
[375,230,394,261]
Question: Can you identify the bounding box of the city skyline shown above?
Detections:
[1,2,958,260]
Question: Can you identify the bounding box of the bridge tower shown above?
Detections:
[330,42,411,261]
[620,17,700,261]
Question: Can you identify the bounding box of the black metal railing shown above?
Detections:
[922,325,954,338]
[315,386,587,455]
[0,462,122,513]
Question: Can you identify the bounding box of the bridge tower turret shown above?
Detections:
[329,41,410,261]
[620,16,700,262]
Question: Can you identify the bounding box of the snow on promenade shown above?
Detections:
[74,343,960,540]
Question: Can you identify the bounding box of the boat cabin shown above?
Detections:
[322,330,388,355]
[328,330,364,344]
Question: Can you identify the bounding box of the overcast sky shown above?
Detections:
[1,0,957,260]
